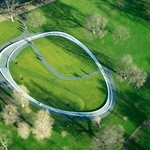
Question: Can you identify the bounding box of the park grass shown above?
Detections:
[124,122,150,150]
[0,115,92,150]
[0,19,22,46]
[9,46,107,111]
[24,0,150,131]
[1,0,150,149]
[33,36,98,76]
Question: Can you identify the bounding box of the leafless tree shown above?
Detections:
[14,85,29,108]
[1,0,19,22]
[116,54,133,81]
[17,122,30,139]
[32,110,54,140]
[128,65,147,89]
[84,13,108,40]
[116,55,147,88]
[91,116,101,128]
[1,104,19,125]
[113,25,130,41]
[26,11,46,27]
[0,129,12,150]
[91,124,124,150]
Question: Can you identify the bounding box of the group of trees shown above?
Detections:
[83,12,131,42]
[116,54,147,88]
[0,104,54,148]
[0,85,54,149]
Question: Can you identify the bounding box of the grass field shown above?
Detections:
[9,45,107,111]
[0,0,150,149]
[0,20,22,46]
[33,36,98,76]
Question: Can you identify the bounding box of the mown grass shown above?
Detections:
[0,20,22,46]
[0,0,150,149]
[24,0,150,136]
[33,36,98,76]
[0,115,93,150]
[9,46,107,111]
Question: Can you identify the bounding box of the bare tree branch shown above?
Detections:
[32,110,54,140]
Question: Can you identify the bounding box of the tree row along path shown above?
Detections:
[0,0,56,23]
[0,31,116,120]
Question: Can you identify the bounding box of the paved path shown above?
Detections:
[0,31,116,120]
[29,42,101,80]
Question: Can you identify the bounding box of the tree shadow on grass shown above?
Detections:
[36,1,85,32]
[35,36,99,73]
[94,0,150,28]
[43,35,116,73]
[53,115,96,140]
[96,78,108,108]
[26,80,84,112]
[82,41,116,72]
[114,77,150,137]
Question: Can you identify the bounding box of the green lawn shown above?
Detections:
[1,0,150,149]
[0,20,22,46]
[9,45,107,111]
[124,117,150,150]
[33,36,98,76]
[0,116,93,150]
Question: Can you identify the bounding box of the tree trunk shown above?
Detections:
[10,15,14,22]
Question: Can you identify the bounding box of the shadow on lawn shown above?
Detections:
[82,41,116,72]
[36,1,85,32]
[37,35,116,73]
[94,0,150,28]
[53,115,96,139]
[97,78,108,107]
[26,80,84,112]
[36,36,99,72]
[113,75,150,137]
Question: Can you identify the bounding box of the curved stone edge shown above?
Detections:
[0,31,116,120]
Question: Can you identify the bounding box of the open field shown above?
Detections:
[0,0,150,149]
[24,0,150,136]
[0,20,22,46]
[9,44,107,111]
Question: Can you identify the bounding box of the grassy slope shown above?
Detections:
[33,36,98,76]
[9,46,107,111]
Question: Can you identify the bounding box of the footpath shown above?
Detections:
[0,0,56,23]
